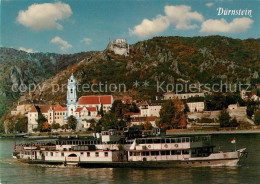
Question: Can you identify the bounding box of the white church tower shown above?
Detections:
[67,74,77,117]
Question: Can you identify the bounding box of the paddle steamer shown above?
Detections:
[13,128,247,167]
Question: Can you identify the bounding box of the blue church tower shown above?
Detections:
[67,74,77,117]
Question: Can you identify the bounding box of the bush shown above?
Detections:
[254,111,260,125]
[219,109,231,127]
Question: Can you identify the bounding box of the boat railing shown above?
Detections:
[135,136,211,145]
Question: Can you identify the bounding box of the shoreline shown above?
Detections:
[1,129,260,139]
[166,129,260,135]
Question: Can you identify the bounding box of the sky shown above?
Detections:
[0,0,259,54]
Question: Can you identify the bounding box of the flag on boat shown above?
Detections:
[231,137,236,144]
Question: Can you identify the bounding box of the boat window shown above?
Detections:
[95,152,99,157]
[61,152,64,157]
[141,151,149,156]
[171,150,176,155]
[161,139,166,144]
[191,149,196,155]
[166,139,171,143]
[104,152,108,157]
[177,138,181,143]
[46,152,48,156]
[50,152,53,156]
[130,152,133,156]
[141,139,146,144]
[161,151,166,155]
[176,150,181,155]
[81,152,84,155]
[146,139,153,144]
[182,150,189,155]
[87,152,90,157]
[134,152,140,156]
[166,151,170,155]
[171,138,176,143]
[153,139,160,144]
[151,151,159,156]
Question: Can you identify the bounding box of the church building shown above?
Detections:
[66,74,113,124]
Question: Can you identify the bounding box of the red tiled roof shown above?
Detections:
[75,107,97,112]
[146,116,157,122]
[54,104,67,112]
[29,105,38,113]
[40,105,52,113]
[75,107,83,112]
[100,96,112,104]
[87,107,97,112]
[78,95,112,105]
[78,96,100,105]
[137,101,149,107]
[124,112,141,116]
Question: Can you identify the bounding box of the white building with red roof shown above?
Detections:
[77,95,113,113]
[65,74,114,130]
[28,104,67,132]
[28,74,114,132]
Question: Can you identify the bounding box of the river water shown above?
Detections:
[1,134,260,184]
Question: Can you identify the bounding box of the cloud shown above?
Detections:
[164,5,204,30]
[200,17,253,34]
[81,38,92,45]
[205,2,214,7]
[16,2,72,31]
[50,36,72,51]
[129,15,170,38]
[130,5,204,38]
[19,47,37,53]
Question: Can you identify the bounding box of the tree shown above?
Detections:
[144,121,152,130]
[257,89,260,97]
[98,113,119,131]
[37,111,47,132]
[254,111,260,125]
[219,109,231,127]
[111,100,123,117]
[159,100,177,129]
[15,116,28,133]
[246,100,259,118]
[130,103,140,113]
[184,103,190,113]
[230,118,239,127]
[52,123,60,130]
[67,116,78,130]
[99,104,104,117]
[89,119,96,131]
[43,121,51,132]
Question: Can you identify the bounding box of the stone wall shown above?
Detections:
[187,106,253,124]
